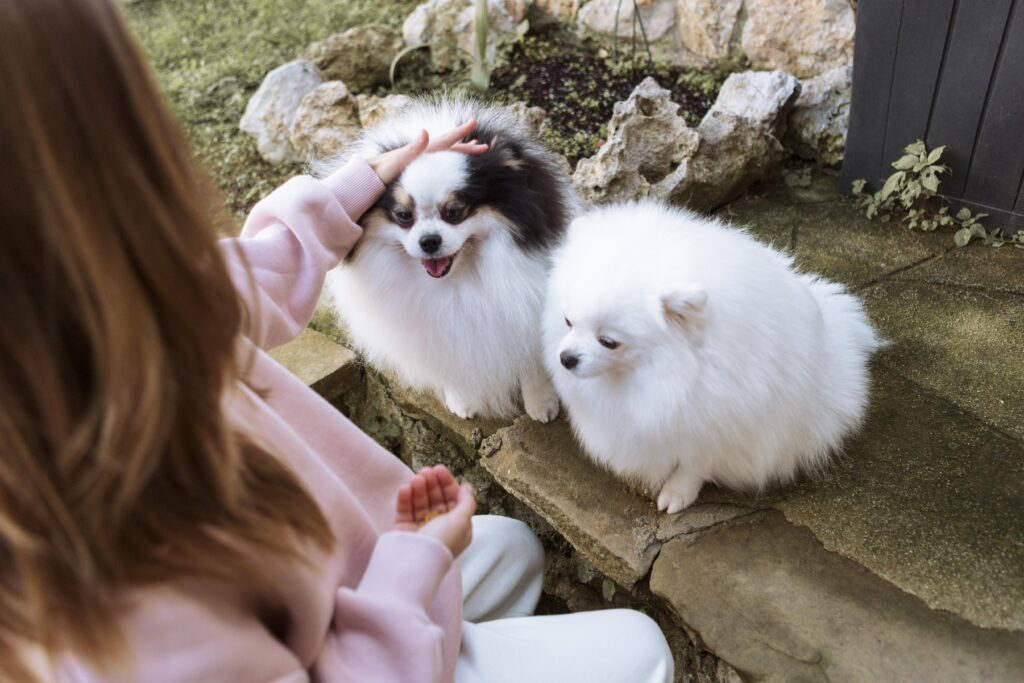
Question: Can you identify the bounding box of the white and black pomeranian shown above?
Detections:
[323,98,573,421]
[544,201,881,513]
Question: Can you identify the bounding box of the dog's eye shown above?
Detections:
[564,318,572,328]
[598,337,619,350]
[441,206,466,224]
[392,209,415,228]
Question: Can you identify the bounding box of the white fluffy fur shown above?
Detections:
[543,201,881,513]
[324,99,566,420]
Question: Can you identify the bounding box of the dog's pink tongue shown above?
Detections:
[422,257,451,278]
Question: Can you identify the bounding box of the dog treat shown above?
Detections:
[420,510,443,524]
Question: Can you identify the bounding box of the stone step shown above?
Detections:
[272,327,1023,681]
[274,168,1024,681]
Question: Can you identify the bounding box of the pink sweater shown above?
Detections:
[53,159,462,683]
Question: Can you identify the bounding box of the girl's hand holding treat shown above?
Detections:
[394,464,477,558]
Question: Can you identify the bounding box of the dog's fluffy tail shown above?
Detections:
[804,276,883,464]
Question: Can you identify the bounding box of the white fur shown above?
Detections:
[543,201,882,513]
[323,99,567,420]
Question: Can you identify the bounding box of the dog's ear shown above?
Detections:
[661,285,707,326]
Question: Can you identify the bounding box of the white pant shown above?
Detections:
[455,516,674,683]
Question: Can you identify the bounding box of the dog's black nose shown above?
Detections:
[419,234,442,254]
[560,351,580,370]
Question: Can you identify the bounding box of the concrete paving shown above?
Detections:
[276,172,1024,679]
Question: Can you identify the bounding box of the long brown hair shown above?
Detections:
[0,0,332,678]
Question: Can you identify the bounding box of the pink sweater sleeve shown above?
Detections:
[220,158,385,350]
[314,532,454,683]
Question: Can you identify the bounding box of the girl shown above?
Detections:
[0,0,673,681]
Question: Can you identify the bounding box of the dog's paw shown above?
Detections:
[656,473,704,514]
[443,392,479,420]
[523,386,560,423]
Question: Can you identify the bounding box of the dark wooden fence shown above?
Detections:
[839,0,1024,235]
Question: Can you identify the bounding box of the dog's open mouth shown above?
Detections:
[422,252,456,278]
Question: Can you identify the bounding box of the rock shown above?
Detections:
[675,0,743,60]
[654,69,800,210]
[709,69,802,124]
[655,503,752,541]
[787,65,852,166]
[577,0,677,42]
[300,24,403,92]
[355,93,415,128]
[552,153,573,180]
[479,418,662,587]
[742,0,855,78]
[288,81,360,161]
[240,60,325,164]
[268,329,359,401]
[651,511,1024,682]
[574,71,799,211]
[536,0,581,20]
[572,77,699,205]
[403,0,529,71]
[502,101,547,135]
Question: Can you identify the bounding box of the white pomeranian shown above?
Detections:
[323,98,574,421]
[543,201,881,513]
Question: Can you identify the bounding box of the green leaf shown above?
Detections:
[954,228,972,247]
[892,154,917,170]
[389,43,430,88]
[956,207,972,221]
[880,171,905,199]
[920,174,939,193]
[865,204,878,220]
[971,224,987,238]
[851,178,867,195]
[926,145,946,164]
[905,140,927,157]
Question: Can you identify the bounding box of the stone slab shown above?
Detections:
[688,366,1024,636]
[651,511,1024,682]
[863,280,1024,441]
[268,328,359,399]
[479,417,662,587]
[719,170,949,288]
[693,366,1024,632]
[892,244,1024,295]
[380,373,513,458]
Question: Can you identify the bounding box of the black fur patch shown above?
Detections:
[460,121,569,251]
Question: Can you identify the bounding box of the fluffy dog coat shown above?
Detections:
[324,99,572,420]
[544,202,881,513]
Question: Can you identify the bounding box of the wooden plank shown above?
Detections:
[926,0,1015,198]
[1016,170,1024,216]
[880,0,956,177]
[838,0,906,193]
[963,0,1024,212]
[950,197,1024,235]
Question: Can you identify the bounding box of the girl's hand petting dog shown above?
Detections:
[394,464,477,558]
[367,119,489,185]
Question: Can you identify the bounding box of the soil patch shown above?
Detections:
[492,34,724,164]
